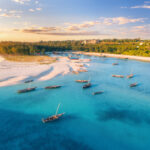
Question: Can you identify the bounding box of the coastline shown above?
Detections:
[0,55,90,87]
[73,51,150,62]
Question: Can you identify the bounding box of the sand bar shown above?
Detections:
[0,56,89,87]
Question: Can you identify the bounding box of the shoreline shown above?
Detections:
[73,51,150,62]
[0,56,90,87]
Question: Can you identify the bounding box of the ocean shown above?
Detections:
[0,54,150,150]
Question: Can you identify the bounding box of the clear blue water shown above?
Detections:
[0,55,150,150]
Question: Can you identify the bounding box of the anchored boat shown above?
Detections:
[92,91,104,95]
[83,83,91,89]
[112,75,124,78]
[112,63,118,65]
[76,80,89,83]
[17,87,36,93]
[127,74,134,78]
[45,85,61,89]
[24,80,34,83]
[130,83,138,87]
[42,103,65,123]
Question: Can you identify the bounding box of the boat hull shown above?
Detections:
[17,87,36,93]
[42,113,65,123]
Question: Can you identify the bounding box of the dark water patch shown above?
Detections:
[61,137,93,150]
[97,108,150,125]
[0,109,92,150]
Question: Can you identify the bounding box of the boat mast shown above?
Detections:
[55,103,61,115]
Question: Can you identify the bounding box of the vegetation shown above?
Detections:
[4,55,56,64]
[0,39,150,57]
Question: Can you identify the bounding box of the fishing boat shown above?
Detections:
[112,63,118,65]
[78,69,88,72]
[24,79,34,83]
[112,75,124,78]
[72,71,79,74]
[92,91,104,95]
[68,55,79,60]
[42,103,65,123]
[83,83,91,89]
[127,74,134,78]
[130,83,138,87]
[76,80,89,83]
[17,87,36,93]
[45,85,61,89]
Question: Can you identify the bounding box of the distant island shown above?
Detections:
[0,39,150,57]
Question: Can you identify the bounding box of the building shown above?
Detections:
[82,40,100,44]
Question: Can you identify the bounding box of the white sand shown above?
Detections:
[0,56,89,87]
[73,52,150,62]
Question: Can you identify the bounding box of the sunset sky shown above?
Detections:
[0,0,150,41]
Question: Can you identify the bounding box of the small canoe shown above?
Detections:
[112,75,124,78]
[72,71,79,74]
[112,63,118,65]
[17,87,36,93]
[78,69,88,72]
[127,74,134,78]
[45,85,61,89]
[24,80,34,83]
[42,113,65,123]
[92,91,104,95]
[83,83,91,89]
[130,83,138,87]
[76,80,89,83]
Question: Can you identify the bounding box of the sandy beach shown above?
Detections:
[0,55,90,87]
[73,51,150,62]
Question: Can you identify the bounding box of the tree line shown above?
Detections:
[0,39,150,57]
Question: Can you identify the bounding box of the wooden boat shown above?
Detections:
[130,83,138,87]
[112,75,124,78]
[112,63,118,65]
[76,80,89,83]
[17,87,36,93]
[24,80,34,83]
[72,71,79,74]
[83,83,91,89]
[92,91,104,95]
[42,113,65,123]
[127,74,134,78]
[68,56,79,60]
[45,85,61,89]
[42,103,65,123]
[78,69,88,72]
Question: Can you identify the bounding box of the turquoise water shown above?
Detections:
[0,55,150,150]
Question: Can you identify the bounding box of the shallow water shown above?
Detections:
[0,54,150,150]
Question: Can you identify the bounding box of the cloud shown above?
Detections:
[131,24,150,34]
[12,0,31,4]
[36,31,102,36]
[131,5,150,9]
[35,1,39,4]
[36,8,42,11]
[20,27,58,33]
[0,10,22,18]
[65,17,144,31]
[13,26,106,36]
[29,9,35,12]
[101,17,145,25]
[29,8,42,12]
[66,21,100,31]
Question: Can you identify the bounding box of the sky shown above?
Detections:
[0,0,150,41]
